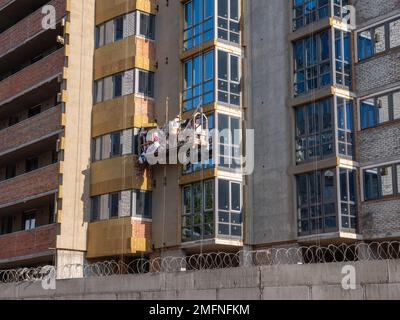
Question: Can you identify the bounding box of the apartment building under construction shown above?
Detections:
[0,0,399,271]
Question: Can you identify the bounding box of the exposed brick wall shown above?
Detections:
[0,48,64,104]
[135,37,156,61]
[0,105,62,155]
[0,163,59,206]
[358,122,400,166]
[360,199,400,238]
[0,0,66,57]
[0,224,57,261]
[354,0,400,24]
[134,96,155,119]
[356,51,400,95]
[133,220,152,239]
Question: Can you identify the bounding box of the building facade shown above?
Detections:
[0,0,399,271]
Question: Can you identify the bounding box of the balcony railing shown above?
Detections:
[0,0,66,57]
[0,163,59,207]
[0,105,62,155]
[0,224,58,261]
[0,48,64,105]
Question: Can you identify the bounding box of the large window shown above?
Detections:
[340,169,357,229]
[217,179,242,238]
[183,113,215,175]
[217,0,240,44]
[217,50,240,106]
[293,31,331,96]
[357,16,400,61]
[91,190,152,222]
[96,11,155,48]
[94,69,154,104]
[182,180,215,242]
[335,30,352,88]
[360,89,400,130]
[184,0,214,51]
[183,51,215,111]
[337,97,354,157]
[92,129,139,162]
[293,0,330,31]
[295,98,334,163]
[218,113,241,170]
[297,169,337,235]
[364,163,400,201]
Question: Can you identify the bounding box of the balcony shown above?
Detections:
[0,163,59,207]
[0,105,62,155]
[0,48,64,105]
[0,224,58,262]
[87,217,152,259]
[0,0,66,58]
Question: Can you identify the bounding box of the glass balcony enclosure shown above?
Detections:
[295,96,354,164]
[292,0,350,32]
[293,28,352,96]
[183,0,241,51]
[181,177,243,243]
[183,49,241,112]
[296,166,357,237]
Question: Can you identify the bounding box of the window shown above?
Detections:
[293,0,330,31]
[357,17,400,61]
[28,105,41,118]
[139,12,155,39]
[183,0,214,51]
[91,196,100,221]
[22,212,36,231]
[297,169,338,235]
[293,31,331,96]
[8,116,19,127]
[217,0,240,44]
[218,50,240,106]
[182,180,215,242]
[183,113,215,175]
[5,164,16,180]
[360,89,400,129]
[95,11,154,48]
[218,113,241,169]
[0,216,12,235]
[114,16,124,41]
[335,30,352,88]
[92,129,138,162]
[135,190,152,218]
[91,190,152,221]
[183,51,215,111]
[113,74,123,98]
[137,69,154,97]
[25,157,39,173]
[295,98,334,163]
[337,97,353,157]
[218,179,242,237]
[364,164,400,201]
[109,193,120,218]
[110,132,122,157]
[340,169,357,229]
[94,69,151,104]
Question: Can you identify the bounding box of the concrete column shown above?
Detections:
[56,250,86,279]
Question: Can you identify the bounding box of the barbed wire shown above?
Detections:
[1,242,400,284]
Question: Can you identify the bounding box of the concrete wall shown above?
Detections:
[1,260,400,300]
[151,0,181,250]
[244,0,296,245]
